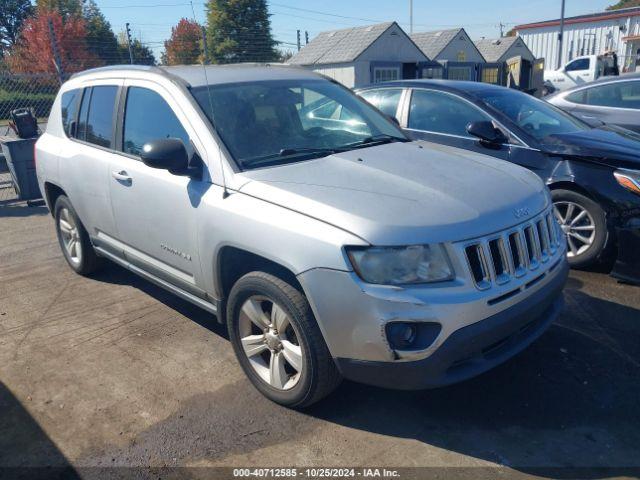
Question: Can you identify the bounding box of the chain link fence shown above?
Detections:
[0,73,60,127]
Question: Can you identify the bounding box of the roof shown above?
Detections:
[410,29,461,59]
[288,22,396,65]
[357,79,510,95]
[515,6,640,31]
[549,71,640,97]
[70,63,322,87]
[475,37,519,62]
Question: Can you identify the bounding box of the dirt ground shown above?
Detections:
[1,199,639,479]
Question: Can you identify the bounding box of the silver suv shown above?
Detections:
[36,65,568,407]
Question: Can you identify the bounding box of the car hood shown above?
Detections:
[541,126,640,169]
[237,141,549,245]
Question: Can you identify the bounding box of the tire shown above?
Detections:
[227,271,341,408]
[551,189,609,269]
[54,195,103,275]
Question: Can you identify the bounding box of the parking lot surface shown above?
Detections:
[1,199,639,478]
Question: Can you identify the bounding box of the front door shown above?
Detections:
[108,81,206,296]
[403,88,512,161]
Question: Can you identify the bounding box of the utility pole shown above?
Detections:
[409,0,413,34]
[48,18,64,83]
[125,22,134,64]
[305,30,309,45]
[557,0,566,69]
[499,22,505,38]
[296,29,301,51]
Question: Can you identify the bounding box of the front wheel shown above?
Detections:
[226,272,341,408]
[551,189,608,268]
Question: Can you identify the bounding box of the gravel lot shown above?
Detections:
[1,199,639,479]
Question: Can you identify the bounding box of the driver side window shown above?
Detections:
[565,58,590,72]
[122,87,192,157]
[408,89,493,138]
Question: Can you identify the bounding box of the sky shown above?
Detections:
[95,0,616,59]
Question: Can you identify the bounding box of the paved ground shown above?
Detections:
[1,199,639,479]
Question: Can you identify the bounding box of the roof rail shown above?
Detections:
[69,64,163,80]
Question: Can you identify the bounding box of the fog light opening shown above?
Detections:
[385,321,442,351]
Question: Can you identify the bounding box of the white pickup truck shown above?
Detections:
[544,54,618,94]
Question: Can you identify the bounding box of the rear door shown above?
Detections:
[60,82,123,247]
[403,88,513,160]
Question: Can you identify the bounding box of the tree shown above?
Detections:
[7,9,100,74]
[607,0,640,9]
[83,0,121,65]
[206,0,278,63]
[0,0,33,58]
[36,0,82,20]
[163,18,202,65]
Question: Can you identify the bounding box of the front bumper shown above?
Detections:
[336,260,568,389]
[611,217,640,285]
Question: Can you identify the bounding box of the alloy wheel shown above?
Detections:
[553,201,596,258]
[238,295,304,390]
[58,208,82,266]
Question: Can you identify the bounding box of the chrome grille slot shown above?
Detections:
[546,213,559,247]
[465,244,491,290]
[508,231,527,276]
[536,220,550,261]
[523,226,539,269]
[488,238,510,284]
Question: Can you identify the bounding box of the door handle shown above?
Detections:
[112,170,132,183]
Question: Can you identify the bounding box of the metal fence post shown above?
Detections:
[47,19,64,84]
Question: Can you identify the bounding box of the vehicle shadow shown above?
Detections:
[90,262,228,340]
[0,202,48,218]
[303,277,640,476]
[0,381,80,479]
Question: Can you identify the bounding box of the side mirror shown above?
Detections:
[467,121,508,148]
[141,138,190,175]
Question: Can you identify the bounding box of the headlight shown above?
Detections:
[346,244,454,285]
[614,169,640,196]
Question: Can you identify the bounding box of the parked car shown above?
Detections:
[36,65,568,407]
[357,80,640,283]
[546,74,640,133]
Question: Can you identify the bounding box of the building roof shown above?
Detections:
[515,6,640,31]
[288,22,397,66]
[410,28,462,59]
[474,37,534,62]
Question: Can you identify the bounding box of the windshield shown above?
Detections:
[191,79,407,169]
[475,89,590,142]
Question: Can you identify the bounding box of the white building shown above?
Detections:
[514,6,640,72]
[288,22,433,88]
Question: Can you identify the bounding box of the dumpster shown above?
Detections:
[0,136,41,201]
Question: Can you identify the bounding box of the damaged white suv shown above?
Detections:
[36,65,568,407]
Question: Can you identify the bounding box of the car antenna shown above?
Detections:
[192,1,230,199]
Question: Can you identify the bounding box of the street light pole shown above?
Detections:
[557,0,566,69]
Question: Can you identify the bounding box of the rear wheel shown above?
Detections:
[54,195,102,275]
[551,189,608,268]
[227,272,341,408]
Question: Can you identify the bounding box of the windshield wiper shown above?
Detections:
[241,147,338,168]
[340,134,409,150]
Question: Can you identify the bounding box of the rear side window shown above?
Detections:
[122,87,191,157]
[76,88,91,140]
[85,86,118,148]
[60,89,80,137]
[359,89,403,118]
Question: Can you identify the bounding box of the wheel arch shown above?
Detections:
[43,182,67,216]
[547,180,595,200]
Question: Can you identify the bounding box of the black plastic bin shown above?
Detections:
[0,136,41,201]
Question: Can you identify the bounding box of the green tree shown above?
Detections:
[0,0,33,58]
[36,0,82,19]
[607,0,640,9]
[83,0,121,65]
[205,0,278,63]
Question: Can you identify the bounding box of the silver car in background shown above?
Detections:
[36,65,568,407]
[547,73,640,133]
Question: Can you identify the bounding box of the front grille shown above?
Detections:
[464,209,561,291]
